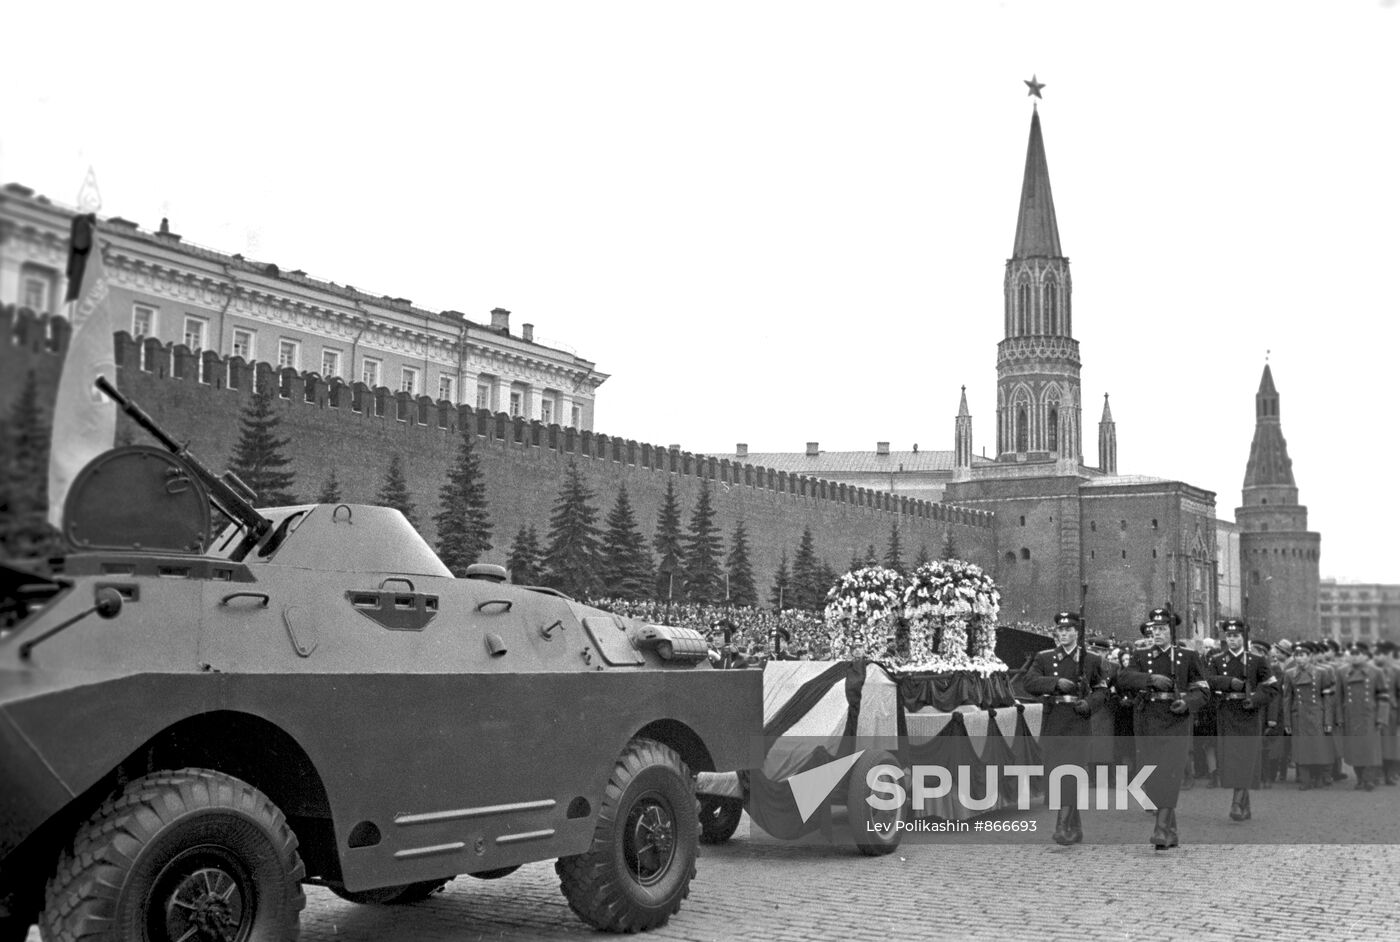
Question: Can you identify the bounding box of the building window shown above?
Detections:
[540,398,553,425]
[1004,551,1016,564]
[321,349,341,378]
[1090,550,1096,560]
[509,391,523,417]
[1251,571,1260,586]
[23,276,49,313]
[1121,550,1127,559]
[1020,548,1031,560]
[278,340,299,370]
[1048,408,1059,452]
[132,304,156,337]
[439,375,454,402]
[1044,280,1058,333]
[183,316,207,352]
[571,404,581,428]
[1120,520,1127,531]
[477,384,491,410]
[400,367,418,395]
[1019,515,1025,526]
[362,358,381,388]
[1151,519,1158,529]
[1090,521,1096,532]
[232,329,254,361]
[1015,406,1028,452]
[1017,280,1031,335]
[1153,549,1158,558]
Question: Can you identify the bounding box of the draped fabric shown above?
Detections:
[897,671,1016,712]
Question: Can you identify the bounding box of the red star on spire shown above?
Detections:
[1024,75,1045,98]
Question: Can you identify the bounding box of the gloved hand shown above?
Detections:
[1055,677,1077,694]
[1169,699,1189,715]
[1229,678,1246,692]
[1150,674,1174,691]
[1074,699,1092,718]
[1266,720,1278,728]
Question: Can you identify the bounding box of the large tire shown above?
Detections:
[555,738,696,932]
[41,768,305,942]
[846,750,905,856]
[696,796,742,845]
[327,878,449,905]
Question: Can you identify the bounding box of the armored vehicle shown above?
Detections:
[0,379,762,941]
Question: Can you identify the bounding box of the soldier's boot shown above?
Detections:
[1363,767,1377,792]
[1228,788,1246,821]
[1151,808,1171,849]
[1066,804,1084,845]
[1385,762,1399,786]
[1052,805,1074,846]
[1241,789,1252,820]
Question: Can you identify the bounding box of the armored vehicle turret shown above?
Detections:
[0,380,762,941]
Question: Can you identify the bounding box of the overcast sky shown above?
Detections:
[5,1,1397,582]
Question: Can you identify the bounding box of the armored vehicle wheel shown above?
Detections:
[555,738,696,932]
[328,878,449,905]
[846,750,905,857]
[40,768,304,942]
[697,795,743,844]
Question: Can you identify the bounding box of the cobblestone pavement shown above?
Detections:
[24,781,1400,941]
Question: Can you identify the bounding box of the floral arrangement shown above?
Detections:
[822,566,906,661]
[901,560,1006,675]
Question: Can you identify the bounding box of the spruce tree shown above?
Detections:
[315,468,343,503]
[542,460,603,598]
[884,521,905,574]
[375,452,419,530]
[848,548,864,573]
[652,478,684,601]
[865,544,880,566]
[791,527,824,611]
[941,527,959,560]
[0,371,62,558]
[507,524,544,585]
[227,390,298,506]
[818,562,839,605]
[769,551,792,612]
[914,543,932,567]
[600,484,655,600]
[433,424,493,575]
[680,480,724,604]
[725,520,758,607]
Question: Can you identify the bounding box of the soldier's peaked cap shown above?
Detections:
[1139,621,1154,637]
[1053,611,1083,627]
[1350,641,1372,655]
[1146,607,1181,628]
[1219,617,1247,633]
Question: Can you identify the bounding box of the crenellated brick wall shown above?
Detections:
[1,305,996,596]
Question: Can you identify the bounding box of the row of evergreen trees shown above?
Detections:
[3,379,960,611]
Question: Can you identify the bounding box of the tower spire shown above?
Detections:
[1243,363,1293,488]
[1098,393,1117,475]
[954,385,973,473]
[1012,109,1062,259]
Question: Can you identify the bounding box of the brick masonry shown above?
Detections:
[1,305,995,598]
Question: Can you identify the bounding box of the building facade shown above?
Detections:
[0,183,606,428]
[1319,581,1400,646]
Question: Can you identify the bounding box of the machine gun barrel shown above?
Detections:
[94,376,271,552]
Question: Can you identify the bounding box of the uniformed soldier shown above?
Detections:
[1321,639,1347,785]
[1023,612,1108,845]
[1376,642,1400,785]
[1284,642,1336,789]
[1205,619,1278,820]
[1265,640,1295,785]
[1337,642,1392,791]
[1116,607,1210,850]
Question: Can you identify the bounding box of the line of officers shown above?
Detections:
[1024,608,1395,850]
